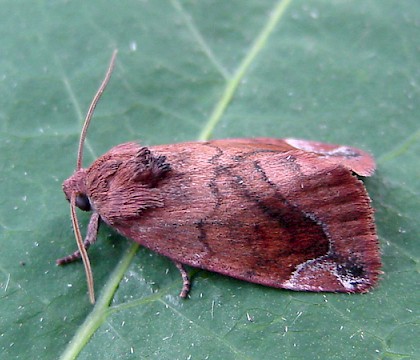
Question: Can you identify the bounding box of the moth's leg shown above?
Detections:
[56,212,101,265]
[173,261,191,298]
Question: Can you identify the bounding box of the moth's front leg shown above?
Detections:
[57,212,101,265]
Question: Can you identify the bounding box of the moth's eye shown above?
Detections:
[75,193,91,211]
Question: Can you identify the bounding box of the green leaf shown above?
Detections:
[1,0,419,359]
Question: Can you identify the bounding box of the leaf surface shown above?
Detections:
[0,1,419,359]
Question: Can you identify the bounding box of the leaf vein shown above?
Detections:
[198,0,293,141]
[170,0,230,80]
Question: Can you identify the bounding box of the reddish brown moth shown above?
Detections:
[58,51,381,303]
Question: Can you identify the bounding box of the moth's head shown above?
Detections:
[62,169,91,212]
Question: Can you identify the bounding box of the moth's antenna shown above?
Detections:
[72,50,117,303]
[76,49,118,170]
[70,194,95,304]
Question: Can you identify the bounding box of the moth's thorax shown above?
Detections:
[62,169,88,201]
[62,143,142,201]
[60,142,171,223]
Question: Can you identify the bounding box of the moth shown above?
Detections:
[58,51,381,303]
